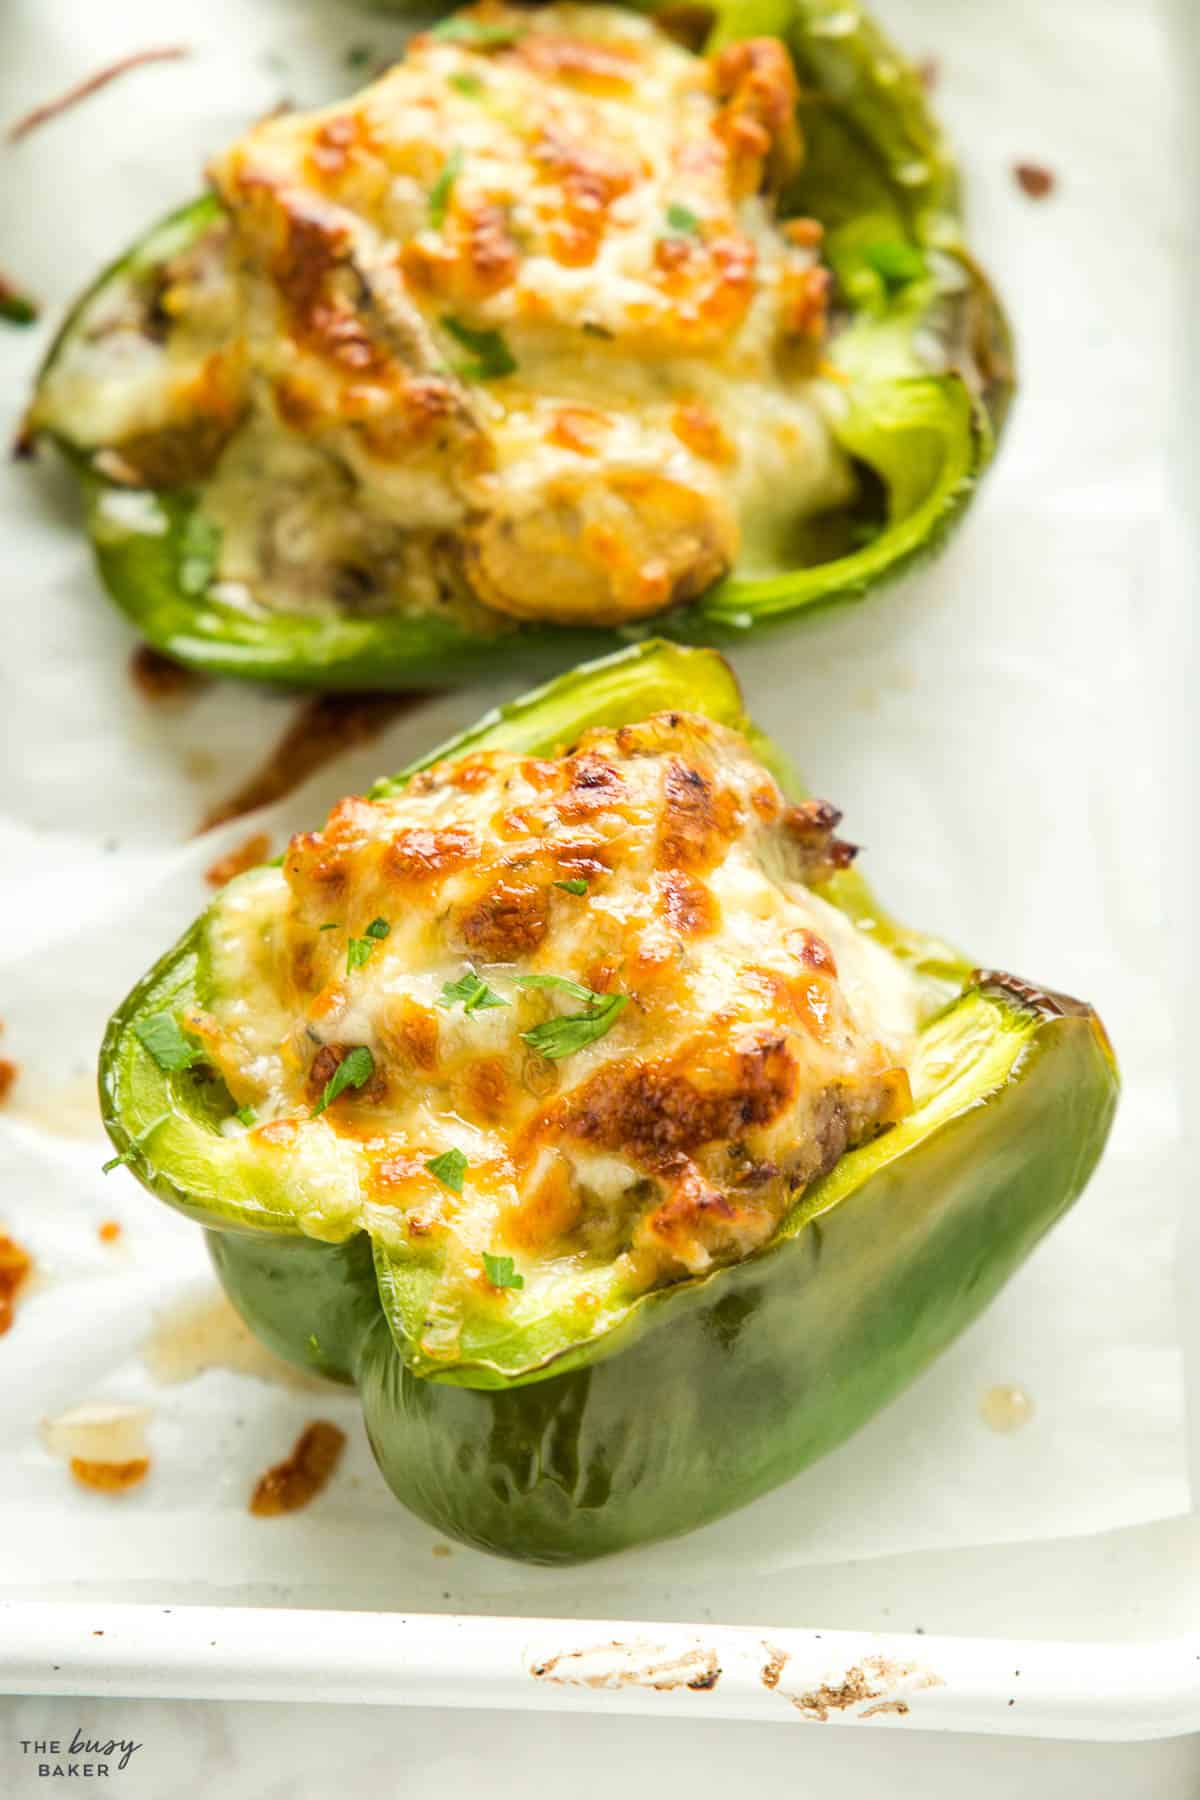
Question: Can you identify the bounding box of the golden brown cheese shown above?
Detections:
[36,5,853,627]
[197,714,918,1309]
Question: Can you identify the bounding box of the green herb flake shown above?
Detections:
[102,1110,171,1174]
[133,1012,204,1073]
[449,71,485,97]
[438,967,509,1014]
[513,973,596,1003]
[517,978,629,1061]
[483,1251,525,1291]
[863,240,925,294]
[312,1045,375,1117]
[554,878,589,896]
[344,43,374,72]
[432,17,522,47]
[426,1147,468,1193]
[178,509,221,597]
[319,922,339,932]
[665,202,701,236]
[308,1333,321,1355]
[235,1105,256,1128]
[345,917,389,970]
[429,145,464,229]
[441,315,517,380]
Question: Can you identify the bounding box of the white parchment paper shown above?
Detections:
[0,0,1190,1605]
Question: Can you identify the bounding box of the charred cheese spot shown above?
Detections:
[380,1002,442,1076]
[657,868,718,937]
[459,875,551,959]
[37,6,855,629]
[557,1032,799,1165]
[461,1056,513,1123]
[659,757,742,871]
[201,712,919,1296]
[382,826,478,885]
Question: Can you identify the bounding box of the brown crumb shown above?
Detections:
[0,1059,17,1105]
[0,1233,31,1336]
[129,644,205,702]
[0,271,38,325]
[250,1420,346,1516]
[205,830,272,888]
[431,1542,452,1558]
[70,1456,150,1493]
[98,1220,122,1245]
[1014,161,1055,199]
[8,46,189,143]
[916,56,939,92]
[200,692,427,833]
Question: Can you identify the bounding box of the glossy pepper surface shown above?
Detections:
[99,641,1116,1562]
[30,0,1013,689]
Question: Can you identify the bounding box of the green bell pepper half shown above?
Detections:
[99,639,1116,1562]
[30,0,1013,688]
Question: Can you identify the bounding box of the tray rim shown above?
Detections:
[4,1601,1200,1742]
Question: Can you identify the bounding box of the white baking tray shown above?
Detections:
[1,0,1197,1739]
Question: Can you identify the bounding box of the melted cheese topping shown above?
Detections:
[37,5,854,626]
[193,714,918,1322]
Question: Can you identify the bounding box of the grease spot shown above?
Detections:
[143,1289,328,1391]
[980,1383,1034,1433]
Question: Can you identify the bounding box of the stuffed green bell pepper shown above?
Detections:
[99,639,1115,1563]
[27,0,1012,689]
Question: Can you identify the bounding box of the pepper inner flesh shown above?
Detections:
[181,709,918,1352]
[31,3,857,629]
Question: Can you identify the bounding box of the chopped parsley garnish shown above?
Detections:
[312,1045,374,1117]
[483,1252,524,1291]
[429,145,464,229]
[426,1147,468,1193]
[863,240,925,294]
[438,967,509,1014]
[347,917,391,973]
[344,43,374,71]
[554,878,589,896]
[442,315,517,380]
[432,17,522,46]
[308,1333,321,1355]
[449,71,485,97]
[178,509,221,598]
[235,1105,256,1128]
[133,1012,204,1073]
[513,973,596,1002]
[665,202,701,236]
[102,1111,170,1174]
[516,976,629,1061]
[319,922,339,932]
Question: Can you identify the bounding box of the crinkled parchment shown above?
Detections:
[0,0,1190,1605]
